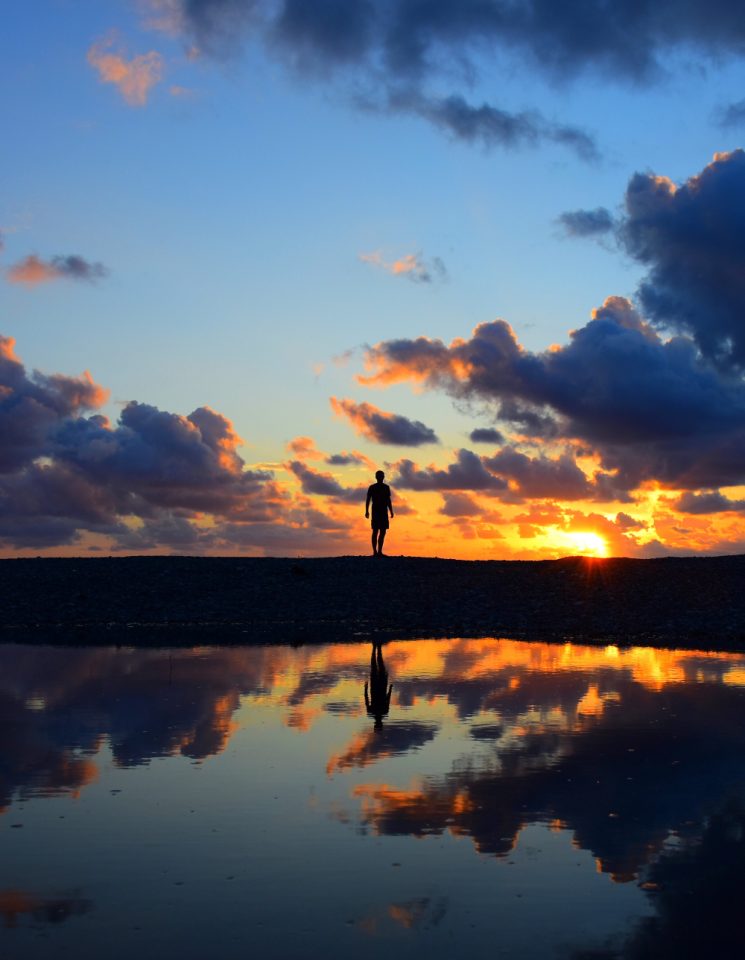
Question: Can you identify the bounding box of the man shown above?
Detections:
[365,470,394,556]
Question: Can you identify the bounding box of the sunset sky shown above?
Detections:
[4,0,745,558]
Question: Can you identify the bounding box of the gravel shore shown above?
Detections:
[2,554,745,650]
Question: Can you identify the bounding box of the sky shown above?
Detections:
[4,0,745,559]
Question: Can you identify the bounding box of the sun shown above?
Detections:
[563,531,609,557]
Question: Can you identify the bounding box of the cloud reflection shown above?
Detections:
[2,637,745,898]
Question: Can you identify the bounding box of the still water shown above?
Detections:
[2,638,745,959]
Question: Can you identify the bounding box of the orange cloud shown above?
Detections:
[287,436,324,461]
[358,251,446,284]
[6,255,58,285]
[330,396,439,446]
[87,37,164,106]
[6,254,107,286]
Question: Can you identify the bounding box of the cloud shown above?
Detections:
[358,250,447,284]
[557,207,615,238]
[330,396,439,446]
[384,90,598,161]
[147,0,606,155]
[0,336,109,473]
[484,448,592,500]
[716,98,745,127]
[469,427,504,444]
[0,334,290,549]
[286,435,324,460]
[439,492,481,517]
[619,150,745,370]
[393,448,507,492]
[326,450,374,468]
[87,36,164,106]
[673,490,745,514]
[170,1,745,84]
[154,1,745,161]
[285,459,362,502]
[7,255,108,286]
[359,286,745,491]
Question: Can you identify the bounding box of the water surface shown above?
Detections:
[2,638,745,959]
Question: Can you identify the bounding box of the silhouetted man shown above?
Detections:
[365,470,394,556]
[364,641,392,731]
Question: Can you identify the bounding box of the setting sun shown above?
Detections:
[559,531,609,557]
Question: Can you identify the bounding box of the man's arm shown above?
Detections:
[388,486,394,517]
[365,485,372,517]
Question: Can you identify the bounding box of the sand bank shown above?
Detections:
[2,554,744,649]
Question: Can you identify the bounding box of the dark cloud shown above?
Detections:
[176,1,745,83]
[159,0,608,156]
[0,335,108,473]
[0,334,288,549]
[330,396,439,446]
[484,448,592,500]
[620,150,745,370]
[469,427,503,444]
[557,206,614,238]
[7,254,107,286]
[439,492,481,517]
[615,512,647,530]
[393,448,506,492]
[53,401,277,517]
[286,459,362,501]
[673,490,745,514]
[384,90,598,161]
[360,292,745,491]
[163,1,745,160]
[326,450,371,466]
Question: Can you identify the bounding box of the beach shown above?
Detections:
[3,554,744,649]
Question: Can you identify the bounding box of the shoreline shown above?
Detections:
[2,554,745,650]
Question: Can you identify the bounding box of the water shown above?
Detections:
[2,638,745,959]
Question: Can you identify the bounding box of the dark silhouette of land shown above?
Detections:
[364,641,392,729]
[2,554,745,649]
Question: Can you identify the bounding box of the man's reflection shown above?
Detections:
[365,641,392,731]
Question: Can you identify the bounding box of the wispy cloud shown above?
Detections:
[382,90,599,162]
[87,36,164,107]
[556,207,615,238]
[359,251,447,284]
[7,254,108,286]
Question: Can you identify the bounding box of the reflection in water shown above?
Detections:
[0,890,91,928]
[1,638,745,958]
[365,641,393,730]
[573,802,745,959]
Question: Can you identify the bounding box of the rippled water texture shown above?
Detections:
[2,638,745,959]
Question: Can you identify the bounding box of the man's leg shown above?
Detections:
[378,529,387,555]
[371,528,378,555]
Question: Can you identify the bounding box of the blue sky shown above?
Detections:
[3,1,745,557]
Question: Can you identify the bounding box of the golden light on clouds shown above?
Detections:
[87,36,163,106]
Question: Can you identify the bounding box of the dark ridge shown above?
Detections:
[2,554,744,650]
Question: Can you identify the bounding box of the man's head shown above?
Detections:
[375,470,385,482]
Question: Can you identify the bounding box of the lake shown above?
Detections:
[2,638,745,959]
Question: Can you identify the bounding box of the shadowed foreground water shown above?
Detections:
[2,638,745,959]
